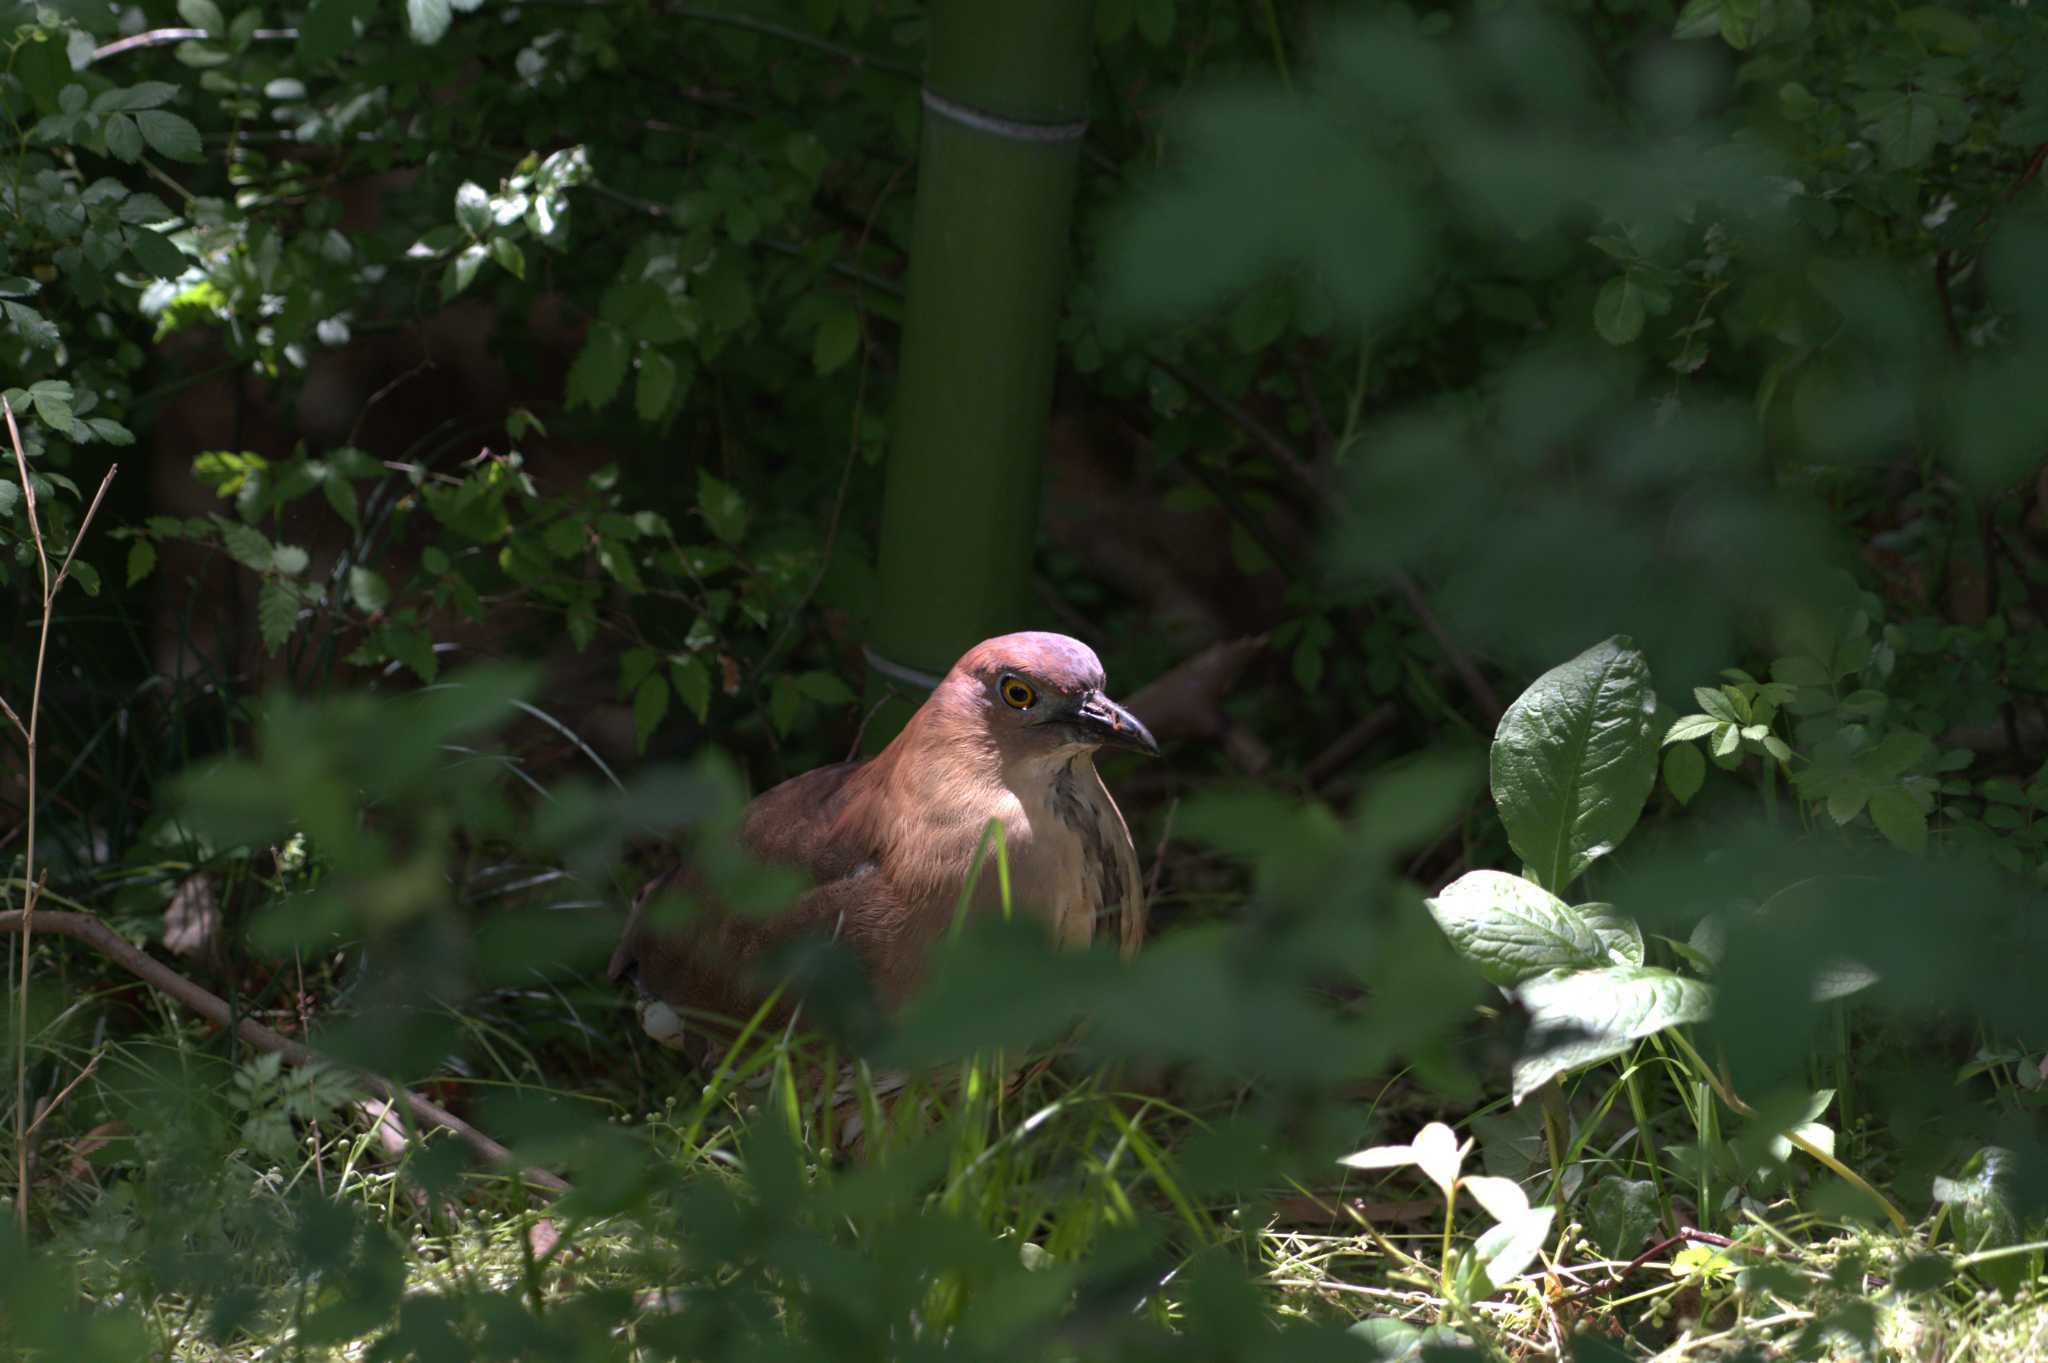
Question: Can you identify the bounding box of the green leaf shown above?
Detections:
[1663,743,1705,805]
[670,656,711,724]
[636,350,678,423]
[408,0,453,43]
[322,474,360,529]
[1575,903,1645,967]
[1693,686,1740,723]
[1473,1204,1555,1291]
[299,0,375,64]
[1935,1148,2044,1296]
[126,226,188,278]
[348,565,389,613]
[1867,787,1927,855]
[1583,1178,1661,1259]
[1511,966,1714,1103]
[136,110,203,161]
[68,560,101,596]
[440,244,486,300]
[454,181,490,236]
[257,579,297,654]
[104,113,144,163]
[1424,870,1607,988]
[177,0,225,33]
[1898,5,1980,54]
[793,670,855,706]
[1489,635,1660,895]
[696,470,748,544]
[1672,0,1722,40]
[216,519,274,572]
[769,673,800,736]
[1864,90,1942,170]
[1593,276,1644,345]
[489,235,525,280]
[633,674,670,754]
[126,538,157,586]
[813,303,860,375]
[565,322,630,410]
[1663,714,1720,744]
[271,544,310,576]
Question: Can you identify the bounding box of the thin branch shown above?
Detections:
[53,466,118,594]
[0,910,571,1196]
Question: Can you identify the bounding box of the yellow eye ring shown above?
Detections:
[1000,676,1036,710]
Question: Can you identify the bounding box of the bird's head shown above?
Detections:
[939,631,1159,764]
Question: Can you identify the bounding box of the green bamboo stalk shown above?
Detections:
[863,0,1095,743]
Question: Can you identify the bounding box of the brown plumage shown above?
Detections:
[607,631,1158,1048]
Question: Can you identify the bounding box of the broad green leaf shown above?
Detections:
[1425,870,1606,987]
[126,539,157,586]
[1460,1174,1529,1223]
[696,470,748,544]
[670,656,711,723]
[271,544,310,576]
[408,0,453,43]
[348,565,389,613]
[1593,276,1644,345]
[636,350,678,422]
[633,674,670,753]
[68,560,101,596]
[1664,714,1720,744]
[1490,635,1659,894]
[1583,1177,1660,1258]
[1934,1148,2045,1296]
[768,672,800,736]
[104,113,144,162]
[1663,743,1705,805]
[1511,966,1714,1103]
[1472,1204,1555,1291]
[136,110,202,161]
[490,235,525,279]
[127,225,187,278]
[257,579,297,654]
[566,322,630,410]
[813,304,859,375]
[455,181,491,236]
[793,670,855,706]
[176,0,224,33]
[1867,787,1927,854]
[1575,902,1645,967]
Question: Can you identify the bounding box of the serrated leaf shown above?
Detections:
[216,519,274,572]
[136,110,202,161]
[1593,276,1644,345]
[1867,786,1927,854]
[104,113,144,162]
[1511,966,1715,1103]
[1490,635,1660,895]
[126,539,157,586]
[1663,743,1705,805]
[1425,870,1607,987]
[565,322,630,410]
[636,350,677,422]
[633,674,670,754]
[257,579,297,654]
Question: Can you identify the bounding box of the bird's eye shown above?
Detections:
[999,676,1036,710]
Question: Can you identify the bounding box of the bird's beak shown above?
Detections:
[1071,689,1160,757]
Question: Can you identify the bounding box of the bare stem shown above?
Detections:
[4,394,122,1232]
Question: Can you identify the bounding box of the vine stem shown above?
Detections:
[1665,1028,1908,1234]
